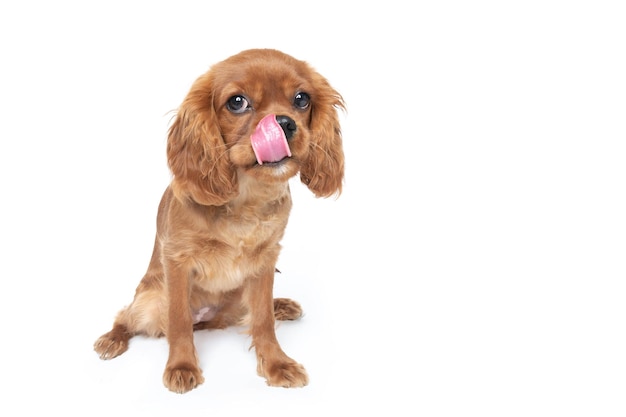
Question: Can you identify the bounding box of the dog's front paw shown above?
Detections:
[259,358,309,388]
[163,363,204,393]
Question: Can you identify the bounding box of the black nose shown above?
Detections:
[276,115,296,140]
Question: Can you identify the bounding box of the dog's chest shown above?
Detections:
[191,203,288,292]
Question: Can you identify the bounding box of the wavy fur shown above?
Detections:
[94,49,344,393]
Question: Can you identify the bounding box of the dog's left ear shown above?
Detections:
[300,72,346,198]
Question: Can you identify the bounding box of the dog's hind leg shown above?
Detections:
[94,275,166,359]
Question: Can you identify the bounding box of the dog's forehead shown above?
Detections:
[213,60,312,102]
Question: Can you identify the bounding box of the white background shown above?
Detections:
[1,1,625,415]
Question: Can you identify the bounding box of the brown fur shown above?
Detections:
[93,49,344,393]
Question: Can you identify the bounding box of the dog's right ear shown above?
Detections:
[167,73,238,206]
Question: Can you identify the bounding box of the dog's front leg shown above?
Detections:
[246,269,309,388]
[162,261,204,393]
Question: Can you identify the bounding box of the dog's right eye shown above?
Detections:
[226,95,251,114]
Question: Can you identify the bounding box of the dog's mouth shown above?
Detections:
[254,157,289,166]
[250,114,292,165]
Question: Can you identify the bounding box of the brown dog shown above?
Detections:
[93,49,344,393]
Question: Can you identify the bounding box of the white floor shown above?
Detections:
[1,1,625,416]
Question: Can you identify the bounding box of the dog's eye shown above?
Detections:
[226,95,251,114]
[293,92,310,110]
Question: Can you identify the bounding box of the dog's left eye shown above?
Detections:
[226,95,251,114]
[293,92,310,110]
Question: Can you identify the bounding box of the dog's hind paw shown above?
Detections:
[93,325,131,359]
[273,298,303,321]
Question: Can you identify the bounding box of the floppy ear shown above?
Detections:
[167,75,238,206]
[300,73,345,198]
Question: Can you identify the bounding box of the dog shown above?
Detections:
[93,49,344,393]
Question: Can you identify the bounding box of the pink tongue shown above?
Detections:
[250,114,291,165]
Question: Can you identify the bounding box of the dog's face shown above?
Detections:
[167,49,345,206]
[214,51,318,183]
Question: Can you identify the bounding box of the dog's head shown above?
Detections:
[167,49,345,206]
